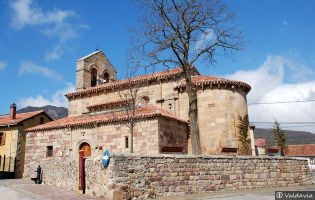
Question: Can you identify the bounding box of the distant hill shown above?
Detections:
[254,128,315,146]
[17,105,68,120]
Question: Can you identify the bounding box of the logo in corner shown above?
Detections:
[276,192,283,199]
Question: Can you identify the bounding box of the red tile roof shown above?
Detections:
[26,104,187,132]
[0,110,44,126]
[87,99,131,110]
[176,75,251,93]
[286,144,315,157]
[66,67,191,99]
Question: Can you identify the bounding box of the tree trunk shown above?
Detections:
[186,79,201,155]
[130,125,134,153]
[280,147,285,156]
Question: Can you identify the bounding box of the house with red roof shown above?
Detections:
[0,103,52,178]
[254,137,266,156]
[286,144,315,170]
[286,144,315,158]
[23,51,251,179]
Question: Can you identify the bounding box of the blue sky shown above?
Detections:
[0,0,315,132]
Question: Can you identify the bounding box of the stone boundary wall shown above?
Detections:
[38,158,108,197]
[30,154,313,200]
[40,159,77,191]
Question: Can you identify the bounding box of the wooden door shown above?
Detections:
[79,143,91,157]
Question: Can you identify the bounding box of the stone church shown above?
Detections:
[24,51,250,175]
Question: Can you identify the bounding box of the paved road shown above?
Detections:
[158,192,274,200]
[157,186,315,200]
[0,183,38,200]
[191,192,276,200]
[206,189,315,200]
[1,179,315,200]
[0,179,101,200]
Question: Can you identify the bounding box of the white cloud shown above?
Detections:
[18,83,75,108]
[226,56,315,133]
[0,61,7,70]
[195,28,216,51]
[10,0,88,61]
[251,82,315,123]
[281,20,289,33]
[10,0,74,30]
[227,56,285,103]
[18,61,63,80]
[44,44,63,61]
[42,22,78,42]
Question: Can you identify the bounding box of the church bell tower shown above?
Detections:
[76,51,117,91]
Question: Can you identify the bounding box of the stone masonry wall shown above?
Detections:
[40,158,109,197]
[109,154,312,199]
[24,119,160,178]
[33,154,313,200]
[158,118,188,153]
[179,88,248,154]
[41,158,78,191]
[68,80,172,116]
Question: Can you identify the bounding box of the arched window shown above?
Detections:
[103,72,110,83]
[91,68,97,87]
[140,96,150,105]
[79,142,91,157]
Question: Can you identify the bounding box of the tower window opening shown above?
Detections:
[91,68,97,87]
[103,72,110,83]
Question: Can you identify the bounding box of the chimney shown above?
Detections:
[10,103,16,120]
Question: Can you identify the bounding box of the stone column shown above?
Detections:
[249,125,256,156]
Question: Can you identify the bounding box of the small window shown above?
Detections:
[0,132,5,146]
[221,147,238,153]
[125,136,129,148]
[140,96,150,105]
[168,103,172,109]
[161,146,182,153]
[46,146,53,157]
[40,117,44,124]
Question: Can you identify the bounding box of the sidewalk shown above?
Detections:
[0,179,104,200]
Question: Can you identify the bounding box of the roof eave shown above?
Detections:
[77,50,102,61]
[0,123,17,127]
[26,112,187,133]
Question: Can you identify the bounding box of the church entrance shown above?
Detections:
[78,142,91,194]
[79,142,91,157]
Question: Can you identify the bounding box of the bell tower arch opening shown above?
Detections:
[91,68,98,87]
[103,72,110,83]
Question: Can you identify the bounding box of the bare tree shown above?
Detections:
[237,114,251,155]
[132,0,243,154]
[118,81,139,153]
[272,120,288,156]
[117,67,150,153]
